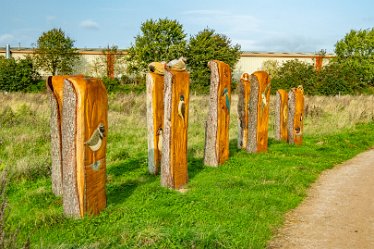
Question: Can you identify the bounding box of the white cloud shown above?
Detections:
[46,15,57,22]
[0,34,15,45]
[80,19,99,30]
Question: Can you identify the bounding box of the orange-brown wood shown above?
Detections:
[161,69,189,189]
[47,75,83,196]
[146,73,164,174]
[276,89,288,141]
[254,71,271,152]
[216,61,231,164]
[291,86,304,145]
[238,73,251,149]
[64,77,108,217]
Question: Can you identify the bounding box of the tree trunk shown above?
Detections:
[203,60,231,166]
[247,71,271,153]
[146,73,164,175]
[62,77,108,218]
[288,86,304,145]
[237,73,251,149]
[275,89,288,141]
[161,69,190,189]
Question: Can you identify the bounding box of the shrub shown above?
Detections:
[0,56,41,92]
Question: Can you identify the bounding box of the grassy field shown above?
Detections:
[1,92,374,248]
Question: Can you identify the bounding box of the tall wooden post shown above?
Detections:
[62,77,108,217]
[237,73,251,149]
[288,86,304,145]
[247,71,271,153]
[204,60,231,166]
[160,68,190,189]
[46,75,83,196]
[274,89,288,141]
[146,65,165,175]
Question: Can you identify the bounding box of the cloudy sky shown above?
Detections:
[1,0,373,52]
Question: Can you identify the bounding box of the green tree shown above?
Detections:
[334,28,374,86]
[271,59,317,95]
[126,18,187,75]
[33,28,79,75]
[186,28,241,92]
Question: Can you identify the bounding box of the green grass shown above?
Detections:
[2,93,374,248]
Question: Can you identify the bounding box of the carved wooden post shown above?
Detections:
[274,89,288,141]
[237,73,250,149]
[146,62,165,175]
[161,66,190,189]
[46,75,83,196]
[62,77,108,217]
[288,86,304,145]
[247,71,271,153]
[204,60,231,166]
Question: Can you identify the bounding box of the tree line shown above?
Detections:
[0,19,372,94]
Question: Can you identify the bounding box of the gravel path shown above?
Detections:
[268,149,374,249]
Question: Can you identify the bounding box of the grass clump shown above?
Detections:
[2,92,374,248]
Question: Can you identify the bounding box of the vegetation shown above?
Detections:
[187,29,241,93]
[126,18,187,75]
[33,28,79,75]
[0,56,42,92]
[334,28,374,87]
[2,92,374,248]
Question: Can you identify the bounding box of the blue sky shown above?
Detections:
[1,0,373,52]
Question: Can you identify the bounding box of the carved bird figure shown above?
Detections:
[178,95,186,124]
[261,83,271,109]
[166,57,187,71]
[148,61,166,75]
[157,128,163,152]
[222,88,230,113]
[85,123,105,152]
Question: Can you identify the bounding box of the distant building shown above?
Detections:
[0,46,335,78]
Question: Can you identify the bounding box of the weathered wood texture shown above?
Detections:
[161,69,190,189]
[288,86,304,145]
[237,73,251,149]
[62,77,108,218]
[203,60,231,166]
[274,89,288,141]
[46,75,83,196]
[247,71,271,153]
[146,73,164,175]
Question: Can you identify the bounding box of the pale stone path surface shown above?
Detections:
[268,149,374,249]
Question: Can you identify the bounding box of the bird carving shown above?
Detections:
[148,61,166,75]
[166,57,187,71]
[222,88,230,113]
[157,128,163,152]
[85,123,105,152]
[261,83,271,109]
[178,95,186,124]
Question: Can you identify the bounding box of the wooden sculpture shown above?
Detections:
[161,59,190,189]
[46,75,83,196]
[288,85,304,145]
[62,77,108,217]
[204,60,231,166]
[146,62,166,175]
[247,71,271,153]
[237,73,251,149]
[274,89,288,141]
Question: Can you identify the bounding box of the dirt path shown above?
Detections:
[268,149,374,249]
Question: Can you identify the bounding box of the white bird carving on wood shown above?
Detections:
[85,123,105,152]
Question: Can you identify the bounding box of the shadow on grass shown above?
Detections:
[106,156,157,205]
[107,157,146,176]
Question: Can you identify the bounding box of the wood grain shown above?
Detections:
[238,73,251,149]
[275,89,288,141]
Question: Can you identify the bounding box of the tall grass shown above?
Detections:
[1,92,374,248]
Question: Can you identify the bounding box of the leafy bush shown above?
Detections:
[271,59,317,95]
[102,76,146,94]
[0,56,41,92]
[187,28,241,93]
